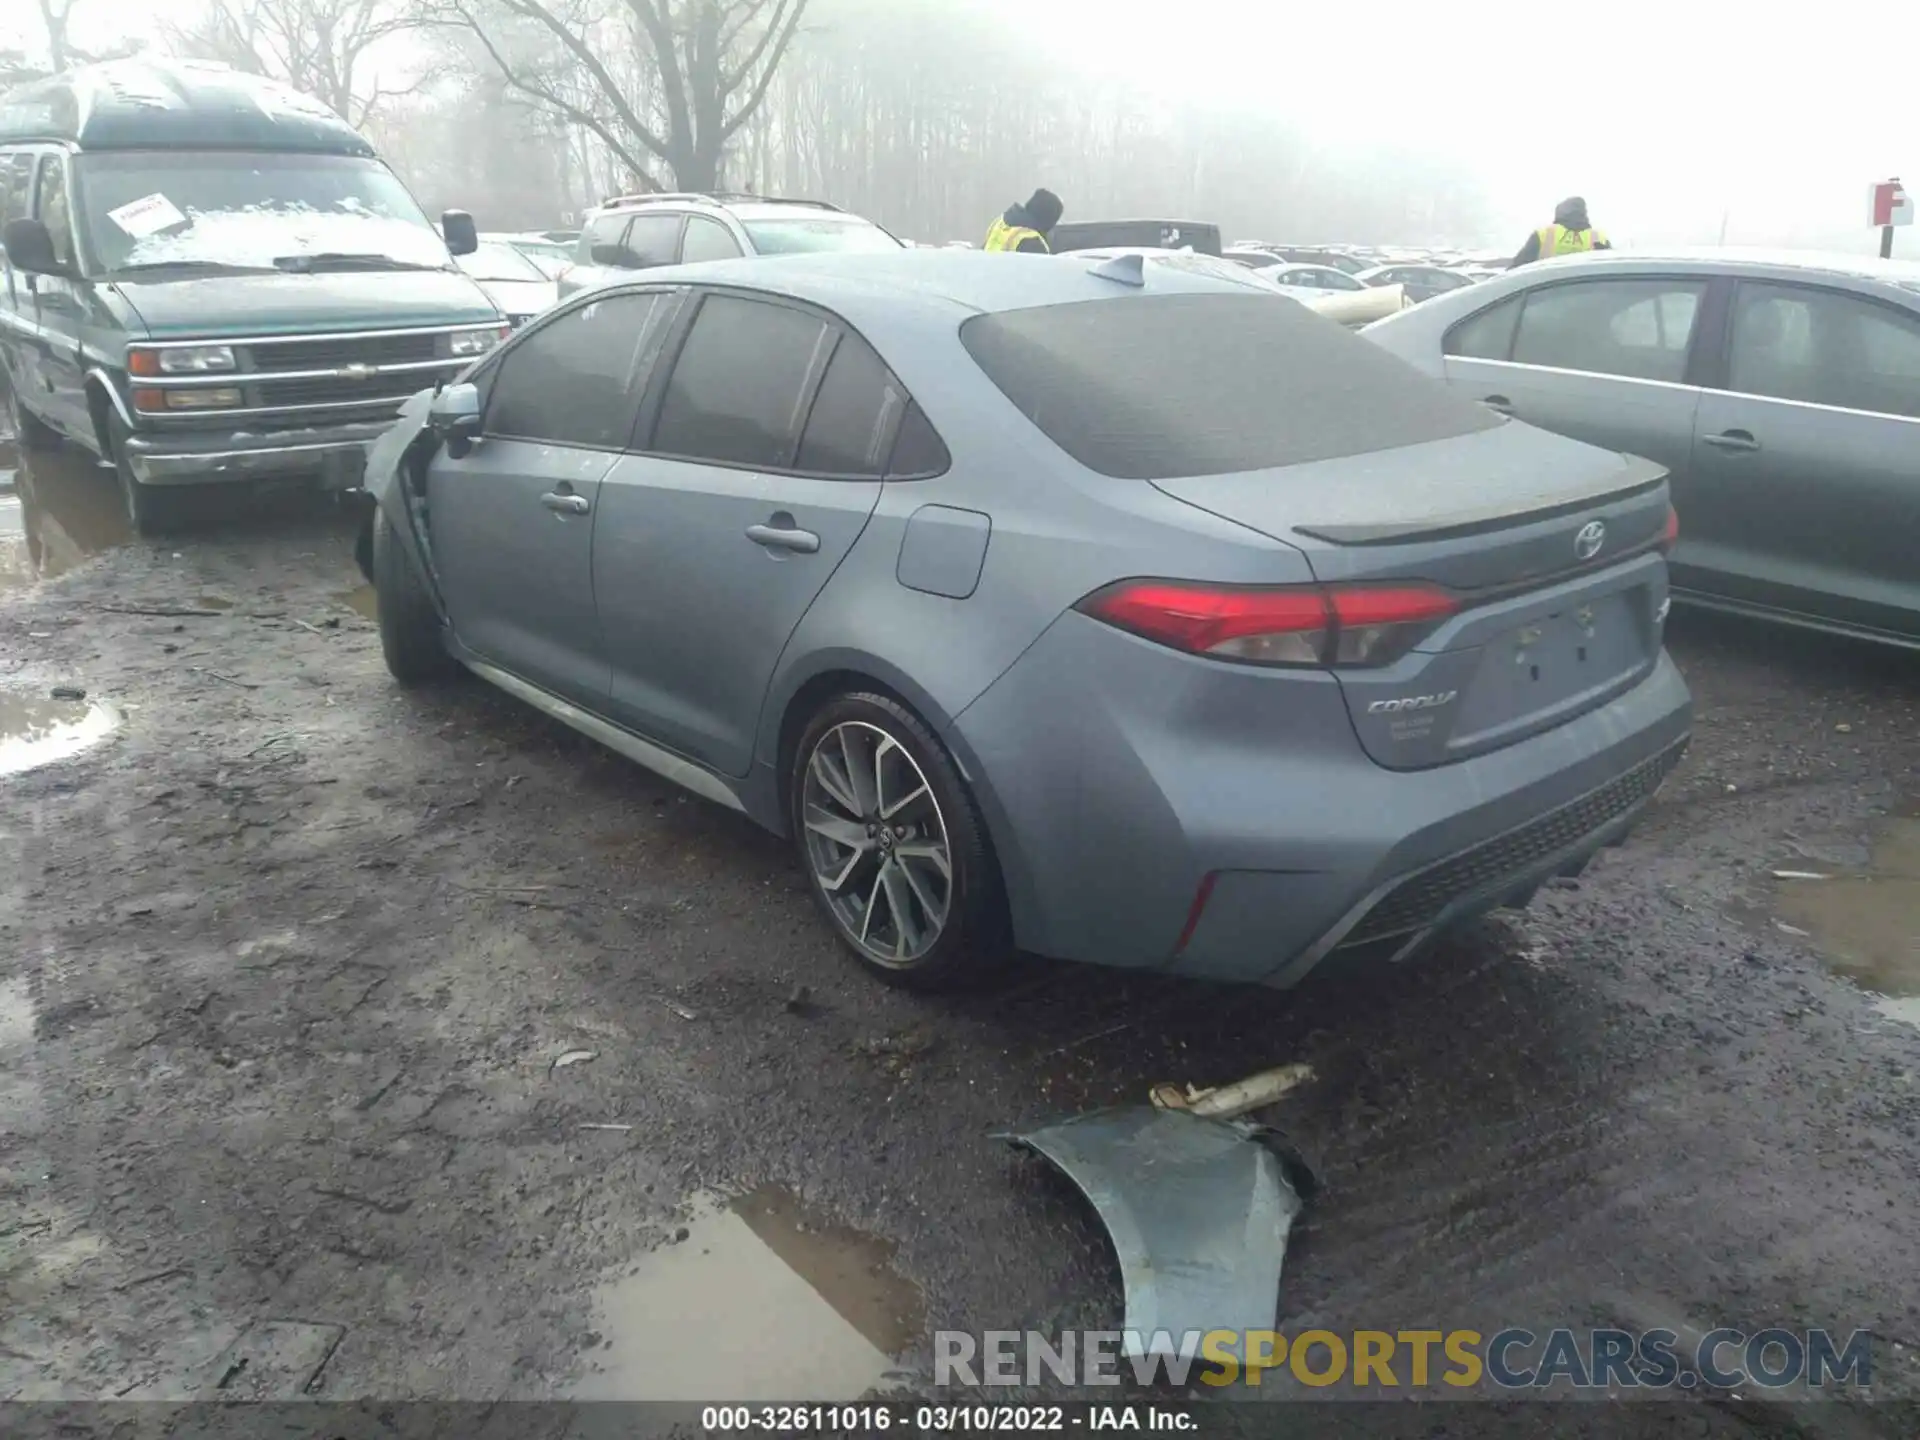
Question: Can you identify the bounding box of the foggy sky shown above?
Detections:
[3,0,1915,253]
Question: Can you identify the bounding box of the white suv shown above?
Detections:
[556,192,902,298]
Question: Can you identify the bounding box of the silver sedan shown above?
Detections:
[1364,248,1920,648]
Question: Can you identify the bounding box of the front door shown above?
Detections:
[428,289,673,706]
[1440,277,1707,531]
[1688,280,1920,636]
[594,292,898,776]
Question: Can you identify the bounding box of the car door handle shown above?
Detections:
[1480,393,1513,414]
[1702,429,1760,453]
[746,522,820,554]
[541,491,590,515]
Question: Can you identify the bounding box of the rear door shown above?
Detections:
[592,291,895,776]
[1687,279,1920,635]
[428,289,675,706]
[1439,274,1707,515]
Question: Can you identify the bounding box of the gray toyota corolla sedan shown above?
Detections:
[359,249,1692,991]
[1364,249,1920,648]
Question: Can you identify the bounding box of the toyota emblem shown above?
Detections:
[1574,520,1606,561]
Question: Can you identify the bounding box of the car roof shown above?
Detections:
[0,58,372,156]
[1516,246,1920,287]
[587,192,849,222]
[599,248,1266,326]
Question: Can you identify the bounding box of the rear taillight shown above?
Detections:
[1659,506,1679,553]
[1077,579,1457,668]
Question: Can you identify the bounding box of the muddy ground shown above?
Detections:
[3,442,1919,1432]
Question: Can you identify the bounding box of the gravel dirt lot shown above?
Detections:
[3,445,1918,1434]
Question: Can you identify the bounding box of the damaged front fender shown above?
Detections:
[1000,1107,1311,1362]
[360,387,448,621]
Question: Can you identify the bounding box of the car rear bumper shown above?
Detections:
[123,419,393,488]
[948,614,1693,987]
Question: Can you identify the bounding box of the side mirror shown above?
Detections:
[590,243,640,268]
[430,381,482,458]
[441,210,478,257]
[4,218,65,277]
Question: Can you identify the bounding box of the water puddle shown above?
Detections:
[1775,813,1920,1028]
[575,1186,923,1401]
[0,449,132,594]
[332,585,377,619]
[0,691,121,777]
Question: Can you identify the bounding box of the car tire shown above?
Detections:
[789,691,1011,991]
[371,508,458,686]
[107,414,188,536]
[5,372,61,453]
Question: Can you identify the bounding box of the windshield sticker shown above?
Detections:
[108,193,188,239]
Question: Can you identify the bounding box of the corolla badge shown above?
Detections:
[1368,691,1457,714]
[1574,520,1606,561]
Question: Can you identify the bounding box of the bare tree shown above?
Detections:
[424,0,812,193]
[162,0,422,125]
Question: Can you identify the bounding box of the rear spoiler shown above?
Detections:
[1293,455,1668,546]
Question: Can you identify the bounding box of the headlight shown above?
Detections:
[449,327,509,357]
[129,344,237,376]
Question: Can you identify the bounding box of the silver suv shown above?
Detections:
[557,192,902,298]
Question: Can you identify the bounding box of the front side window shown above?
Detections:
[73,150,447,275]
[651,294,833,468]
[579,212,628,264]
[485,291,669,448]
[680,216,744,263]
[1509,278,1706,383]
[1728,282,1920,419]
[614,213,682,269]
[34,155,74,268]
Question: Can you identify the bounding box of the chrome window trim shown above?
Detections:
[1451,355,1920,424]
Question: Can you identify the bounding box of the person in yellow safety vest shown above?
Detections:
[985,189,1064,254]
[1508,196,1611,269]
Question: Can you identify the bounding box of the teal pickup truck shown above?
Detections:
[0,58,508,532]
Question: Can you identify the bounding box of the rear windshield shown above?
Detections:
[958,292,1500,480]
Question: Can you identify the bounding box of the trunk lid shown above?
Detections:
[1151,423,1672,770]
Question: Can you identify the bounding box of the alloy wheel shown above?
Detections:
[799,720,953,967]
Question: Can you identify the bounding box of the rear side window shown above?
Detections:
[795,333,905,476]
[1509,278,1706,383]
[886,403,950,478]
[487,291,668,448]
[652,294,833,468]
[959,292,1499,480]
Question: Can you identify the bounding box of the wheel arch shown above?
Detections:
[760,648,1039,954]
[83,369,132,459]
